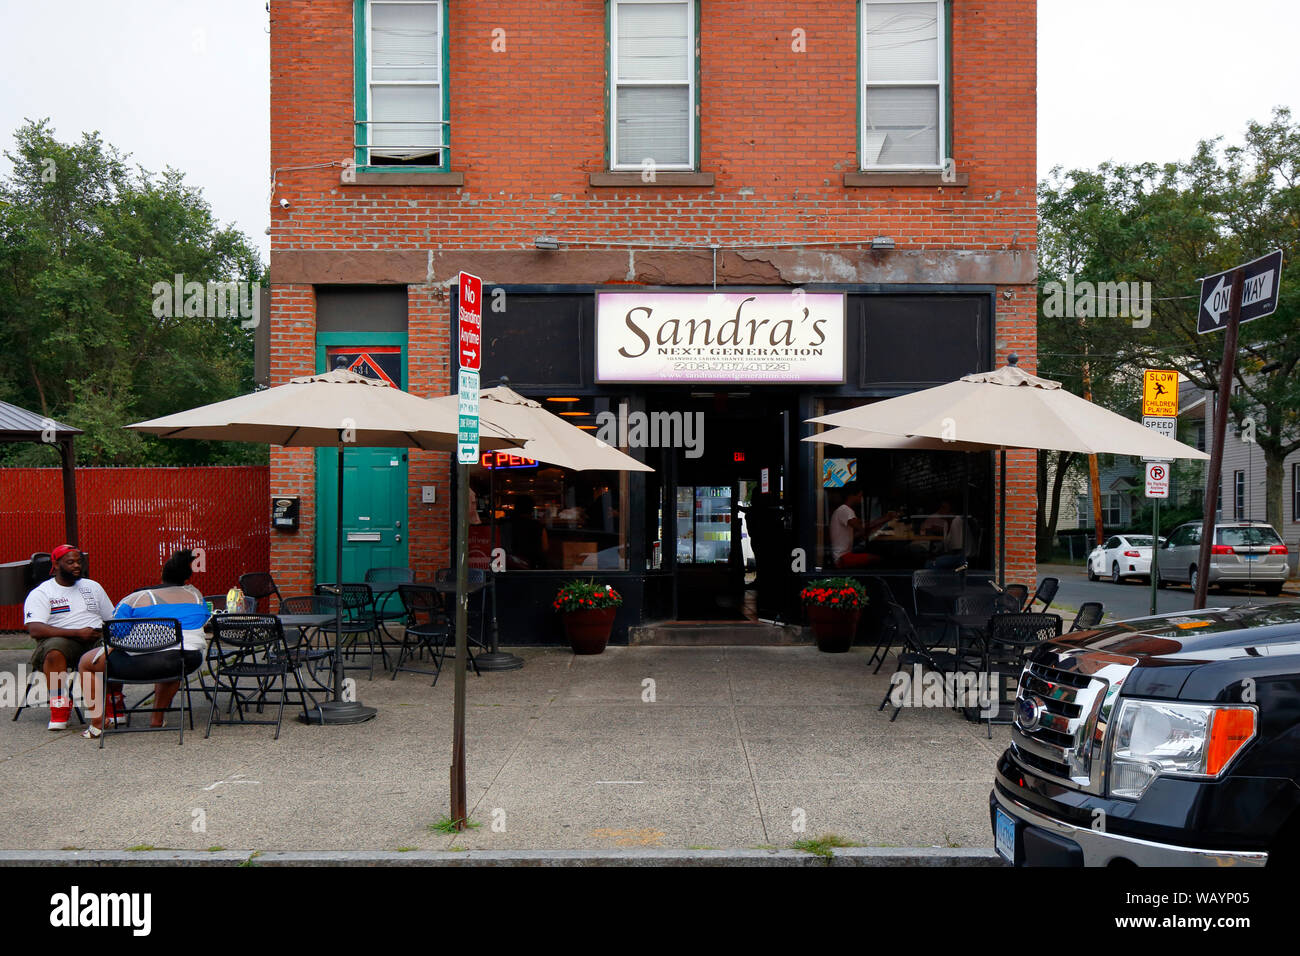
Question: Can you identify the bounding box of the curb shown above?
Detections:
[0,847,1006,867]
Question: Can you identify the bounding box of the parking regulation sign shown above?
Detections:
[458,272,482,371]
[1145,461,1170,499]
[457,368,480,465]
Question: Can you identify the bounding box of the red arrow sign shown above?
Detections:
[459,272,482,371]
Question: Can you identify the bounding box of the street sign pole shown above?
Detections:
[451,272,482,831]
[1150,497,1160,616]
[1194,269,1244,609]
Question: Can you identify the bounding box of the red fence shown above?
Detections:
[0,467,270,629]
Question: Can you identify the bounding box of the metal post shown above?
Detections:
[998,448,1007,587]
[59,438,78,548]
[1149,497,1160,616]
[476,461,523,671]
[1194,269,1244,609]
[451,462,469,828]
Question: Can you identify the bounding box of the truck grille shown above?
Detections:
[1009,650,1135,794]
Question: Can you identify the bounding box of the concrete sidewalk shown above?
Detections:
[0,645,1006,854]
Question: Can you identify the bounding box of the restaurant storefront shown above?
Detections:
[458,284,998,644]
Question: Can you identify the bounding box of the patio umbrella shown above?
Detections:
[427,382,653,669]
[127,369,527,724]
[806,362,1209,584]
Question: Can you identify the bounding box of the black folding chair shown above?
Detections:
[99,618,194,747]
[911,569,962,648]
[982,612,1063,737]
[1069,602,1104,632]
[391,584,457,684]
[277,594,339,691]
[877,604,980,724]
[434,568,490,653]
[315,583,387,679]
[239,573,283,614]
[1003,583,1029,611]
[12,671,86,725]
[205,614,308,740]
[860,576,898,673]
[365,567,415,647]
[1025,577,1060,613]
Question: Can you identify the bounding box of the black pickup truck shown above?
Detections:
[991,603,1300,866]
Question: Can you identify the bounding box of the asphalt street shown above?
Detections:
[1041,563,1300,622]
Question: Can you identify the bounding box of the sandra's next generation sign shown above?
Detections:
[596,291,846,384]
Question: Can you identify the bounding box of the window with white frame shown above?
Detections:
[610,0,695,170]
[860,0,945,169]
[1103,494,1122,528]
[360,0,446,167]
[1234,469,1245,520]
[1293,463,1300,522]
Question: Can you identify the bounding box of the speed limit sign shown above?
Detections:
[1145,462,1170,499]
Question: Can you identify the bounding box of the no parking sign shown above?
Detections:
[1145,462,1170,499]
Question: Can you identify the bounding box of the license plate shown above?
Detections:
[995,807,1017,863]
[1242,553,1260,560]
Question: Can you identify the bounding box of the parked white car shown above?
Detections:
[1087,534,1166,583]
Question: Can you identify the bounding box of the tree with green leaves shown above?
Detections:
[1036,107,1300,552]
[0,119,266,465]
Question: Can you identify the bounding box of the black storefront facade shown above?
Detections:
[452,283,998,645]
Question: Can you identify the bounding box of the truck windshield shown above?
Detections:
[1218,527,1283,547]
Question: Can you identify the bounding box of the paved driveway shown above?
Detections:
[0,645,1006,852]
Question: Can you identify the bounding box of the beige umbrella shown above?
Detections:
[803,426,991,453]
[427,384,653,472]
[809,365,1209,460]
[127,369,528,725]
[129,369,522,450]
[805,363,1208,584]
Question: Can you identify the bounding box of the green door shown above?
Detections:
[317,445,409,583]
[315,336,410,584]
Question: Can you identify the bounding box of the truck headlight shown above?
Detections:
[1108,699,1256,800]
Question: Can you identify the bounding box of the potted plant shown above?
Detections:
[800,578,868,653]
[554,580,623,655]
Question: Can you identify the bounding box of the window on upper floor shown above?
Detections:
[355,0,448,170]
[609,0,696,172]
[860,0,946,170]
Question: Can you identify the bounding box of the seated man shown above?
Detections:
[23,545,113,730]
[829,484,896,569]
[77,549,210,739]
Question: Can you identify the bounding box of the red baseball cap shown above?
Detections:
[51,545,79,562]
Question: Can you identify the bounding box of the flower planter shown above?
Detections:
[562,606,617,655]
[806,606,861,653]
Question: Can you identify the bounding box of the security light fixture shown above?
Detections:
[871,236,894,250]
[534,236,559,251]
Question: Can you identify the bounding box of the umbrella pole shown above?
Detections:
[477,463,523,671]
[999,448,1007,588]
[303,443,376,724]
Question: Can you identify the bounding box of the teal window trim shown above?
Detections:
[353,0,451,173]
[607,0,698,172]
[858,0,950,172]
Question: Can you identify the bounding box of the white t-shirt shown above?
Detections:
[24,578,114,631]
[830,504,858,561]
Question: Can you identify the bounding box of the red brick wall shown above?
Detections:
[269,0,1039,588]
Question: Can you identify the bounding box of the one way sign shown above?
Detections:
[1198,250,1283,334]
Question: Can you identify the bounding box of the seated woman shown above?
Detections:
[77,549,210,738]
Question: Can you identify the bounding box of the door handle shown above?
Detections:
[395,534,402,543]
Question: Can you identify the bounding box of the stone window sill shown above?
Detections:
[343,170,465,186]
[844,170,969,187]
[589,171,715,187]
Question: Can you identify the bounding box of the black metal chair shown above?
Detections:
[365,567,415,647]
[1025,577,1060,613]
[861,576,898,673]
[982,612,1063,737]
[12,672,86,725]
[391,584,458,684]
[276,594,338,690]
[1003,583,1030,611]
[1069,602,1104,632]
[911,569,962,648]
[314,583,386,678]
[205,614,308,739]
[434,568,490,652]
[239,573,284,614]
[877,604,980,724]
[99,618,194,747]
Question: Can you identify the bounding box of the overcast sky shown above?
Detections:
[2,0,1297,265]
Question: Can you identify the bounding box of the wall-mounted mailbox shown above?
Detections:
[272,496,300,532]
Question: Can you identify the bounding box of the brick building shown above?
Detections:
[268,0,1038,640]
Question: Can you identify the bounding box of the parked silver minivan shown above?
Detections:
[1156,520,1289,596]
